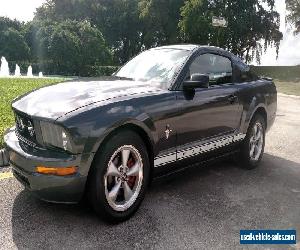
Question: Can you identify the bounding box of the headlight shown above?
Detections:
[40,121,73,152]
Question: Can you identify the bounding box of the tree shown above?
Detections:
[138,0,185,47]
[0,16,22,31]
[28,20,111,75]
[35,0,144,64]
[179,0,283,64]
[286,0,300,34]
[89,0,144,64]
[0,17,30,62]
[23,0,286,67]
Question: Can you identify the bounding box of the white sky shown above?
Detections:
[0,0,299,66]
[0,0,45,21]
[258,0,300,66]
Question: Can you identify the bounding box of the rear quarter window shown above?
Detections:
[240,69,259,82]
[233,58,259,82]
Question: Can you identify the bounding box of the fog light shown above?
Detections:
[36,166,77,176]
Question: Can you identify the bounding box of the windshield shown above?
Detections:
[116,49,191,88]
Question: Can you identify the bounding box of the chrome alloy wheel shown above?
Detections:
[249,122,264,161]
[104,145,143,212]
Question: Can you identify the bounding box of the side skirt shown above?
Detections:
[154,132,246,168]
[152,149,239,181]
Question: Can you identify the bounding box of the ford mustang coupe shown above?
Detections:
[4,45,277,222]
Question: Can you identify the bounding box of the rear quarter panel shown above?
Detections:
[237,79,277,134]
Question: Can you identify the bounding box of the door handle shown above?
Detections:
[228,95,238,104]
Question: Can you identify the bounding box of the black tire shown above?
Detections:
[239,114,266,170]
[87,130,150,223]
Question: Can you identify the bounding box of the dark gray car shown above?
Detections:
[4,45,277,222]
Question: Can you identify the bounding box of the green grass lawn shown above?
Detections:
[0,78,65,148]
[274,80,300,96]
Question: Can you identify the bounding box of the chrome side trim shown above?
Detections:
[177,133,246,161]
[154,152,176,167]
[154,133,246,167]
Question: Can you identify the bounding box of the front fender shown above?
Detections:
[77,99,158,159]
[90,117,156,155]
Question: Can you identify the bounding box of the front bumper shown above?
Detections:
[4,127,88,203]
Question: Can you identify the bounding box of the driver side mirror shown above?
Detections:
[183,74,209,89]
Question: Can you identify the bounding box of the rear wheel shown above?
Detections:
[87,130,150,222]
[239,114,266,169]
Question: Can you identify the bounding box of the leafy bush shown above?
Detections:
[81,66,119,77]
[7,62,119,77]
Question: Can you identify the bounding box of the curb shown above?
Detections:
[278,93,300,99]
[0,149,9,167]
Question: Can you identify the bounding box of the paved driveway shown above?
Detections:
[0,94,299,249]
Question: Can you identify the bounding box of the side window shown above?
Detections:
[186,53,233,85]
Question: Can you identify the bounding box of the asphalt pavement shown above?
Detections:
[0,94,299,250]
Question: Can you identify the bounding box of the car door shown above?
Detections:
[175,52,243,154]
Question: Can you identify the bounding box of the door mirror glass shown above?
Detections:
[183,74,209,89]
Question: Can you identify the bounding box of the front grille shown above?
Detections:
[14,111,38,147]
[15,130,38,148]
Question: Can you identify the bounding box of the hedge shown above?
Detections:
[252,66,300,81]
[7,61,119,77]
[80,65,119,77]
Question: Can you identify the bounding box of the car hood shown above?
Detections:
[12,78,164,119]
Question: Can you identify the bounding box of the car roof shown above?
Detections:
[153,44,228,52]
[151,44,246,66]
[153,44,199,51]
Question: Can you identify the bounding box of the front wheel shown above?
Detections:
[87,130,150,223]
[239,114,266,169]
